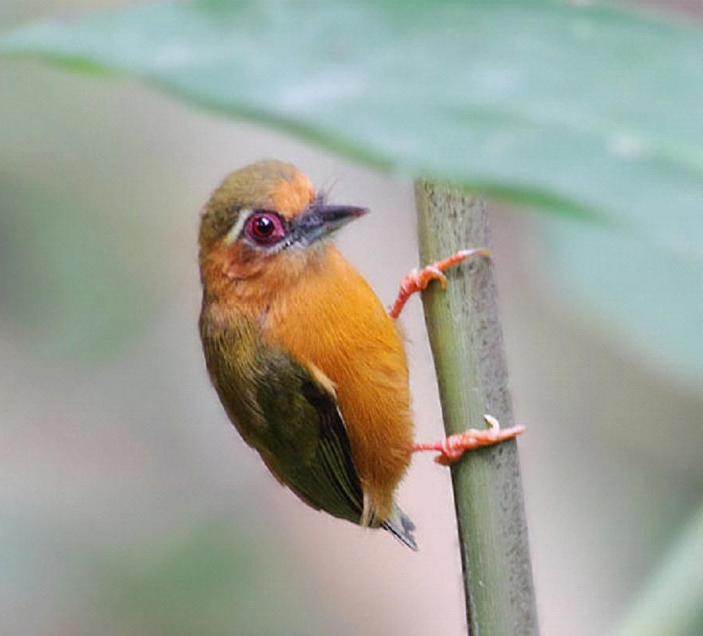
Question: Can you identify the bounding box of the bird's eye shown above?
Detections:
[244,212,285,245]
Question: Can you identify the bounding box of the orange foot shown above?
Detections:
[412,414,525,465]
[388,248,492,320]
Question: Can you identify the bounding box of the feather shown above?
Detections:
[382,504,418,551]
[199,160,417,548]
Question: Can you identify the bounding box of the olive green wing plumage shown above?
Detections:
[201,318,363,522]
[255,371,364,523]
[200,317,416,548]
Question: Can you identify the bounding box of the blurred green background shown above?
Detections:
[1,1,703,635]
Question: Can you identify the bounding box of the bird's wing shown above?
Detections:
[202,325,417,548]
[253,351,365,525]
[258,359,418,548]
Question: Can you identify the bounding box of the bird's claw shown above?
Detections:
[389,248,491,319]
[401,266,447,297]
[412,414,525,465]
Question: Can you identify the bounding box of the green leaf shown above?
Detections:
[3,0,703,381]
[3,0,703,246]
[541,219,703,388]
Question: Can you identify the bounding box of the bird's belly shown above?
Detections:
[264,258,413,517]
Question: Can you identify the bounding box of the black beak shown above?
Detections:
[295,203,368,244]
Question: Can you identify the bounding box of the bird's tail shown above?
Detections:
[382,504,418,551]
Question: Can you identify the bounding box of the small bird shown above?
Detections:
[198,160,523,549]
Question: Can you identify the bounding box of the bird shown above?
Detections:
[198,160,523,550]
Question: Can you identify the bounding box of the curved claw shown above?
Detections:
[389,248,491,319]
[417,266,447,290]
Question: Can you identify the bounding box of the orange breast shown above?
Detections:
[264,245,413,519]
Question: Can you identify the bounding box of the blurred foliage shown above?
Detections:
[97,518,332,636]
[2,0,703,384]
[1,510,337,636]
[614,501,703,636]
[3,0,703,235]
[2,1,703,634]
[0,175,152,361]
[543,218,703,387]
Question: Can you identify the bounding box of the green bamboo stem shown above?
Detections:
[415,181,539,636]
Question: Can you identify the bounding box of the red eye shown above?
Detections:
[245,212,285,245]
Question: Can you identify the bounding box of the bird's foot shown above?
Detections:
[388,248,492,319]
[412,414,524,465]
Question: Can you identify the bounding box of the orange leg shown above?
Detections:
[388,248,492,320]
[413,414,525,465]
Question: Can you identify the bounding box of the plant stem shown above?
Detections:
[415,181,539,636]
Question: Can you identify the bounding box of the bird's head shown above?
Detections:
[199,160,367,301]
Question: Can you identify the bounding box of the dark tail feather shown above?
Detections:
[382,504,418,551]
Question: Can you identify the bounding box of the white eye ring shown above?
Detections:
[224,209,254,245]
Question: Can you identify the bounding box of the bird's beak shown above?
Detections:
[295,203,368,244]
